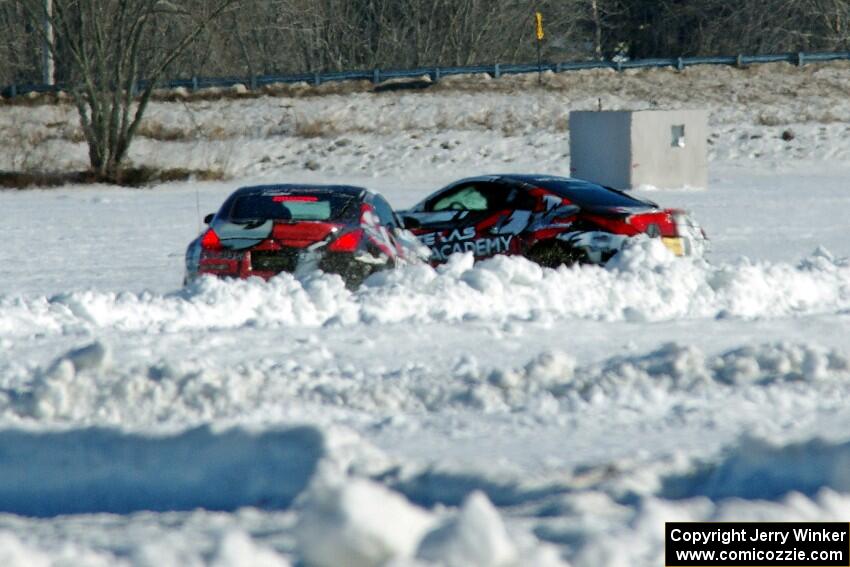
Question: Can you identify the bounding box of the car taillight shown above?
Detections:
[586,214,636,235]
[328,229,363,252]
[627,212,677,236]
[201,228,222,250]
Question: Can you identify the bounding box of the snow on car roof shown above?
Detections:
[232,184,367,199]
[499,174,597,187]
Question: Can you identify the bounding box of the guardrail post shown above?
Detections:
[797,52,805,67]
[250,75,257,90]
[555,62,562,73]
[192,76,199,91]
[314,72,321,86]
[494,63,501,79]
[433,67,441,82]
[736,54,744,67]
[677,57,684,71]
[372,68,380,84]
[616,60,622,72]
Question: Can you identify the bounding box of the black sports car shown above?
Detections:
[399,174,708,266]
[186,184,426,286]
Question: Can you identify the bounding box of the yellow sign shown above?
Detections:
[535,12,544,41]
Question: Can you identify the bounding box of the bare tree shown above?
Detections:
[6,0,850,114]
[0,1,41,85]
[16,0,240,181]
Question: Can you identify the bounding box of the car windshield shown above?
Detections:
[227,193,355,222]
[533,178,652,208]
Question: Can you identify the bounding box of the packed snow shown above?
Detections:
[1,62,850,565]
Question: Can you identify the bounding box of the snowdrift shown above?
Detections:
[662,436,850,501]
[0,425,323,516]
[1,245,849,341]
[3,338,848,426]
[295,475,566,567]
[0,421,567,566]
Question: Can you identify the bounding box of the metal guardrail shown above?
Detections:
[3,50,849,99]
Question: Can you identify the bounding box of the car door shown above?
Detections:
[408,181,526,261]
[363,193,401,259]
[370,194,426,262]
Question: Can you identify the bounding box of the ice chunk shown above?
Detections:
[296,477,435,567]
[417,491,517,567]
[0,533,50,567]
[211,531,291,567]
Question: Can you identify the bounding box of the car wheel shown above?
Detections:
[527,240,583,268]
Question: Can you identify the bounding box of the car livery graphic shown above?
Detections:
[399,174,708,266]
[186,184,427,286]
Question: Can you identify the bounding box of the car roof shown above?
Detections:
[448,174,604,189]
[499,174,585,185]
[230,184,368,199]
[434,174,654,208]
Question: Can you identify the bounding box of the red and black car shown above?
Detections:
[399,174,708,267]
[185,184,426,286]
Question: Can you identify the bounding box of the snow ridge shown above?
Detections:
[1,245,849,340]
[2,339,847,427]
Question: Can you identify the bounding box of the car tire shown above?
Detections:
[527,240,583,268]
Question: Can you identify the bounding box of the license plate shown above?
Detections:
[662,237,685,256]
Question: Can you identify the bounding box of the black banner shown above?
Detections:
[666,523,850,567]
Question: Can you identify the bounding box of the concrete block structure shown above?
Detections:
[569,110,708,190]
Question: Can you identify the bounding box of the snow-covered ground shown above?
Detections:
[1,63,850,566]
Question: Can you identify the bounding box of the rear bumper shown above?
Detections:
[186,248,385,285]
[662,237,685,256]
[556,230,708,263]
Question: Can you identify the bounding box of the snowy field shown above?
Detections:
[1,62,850,566]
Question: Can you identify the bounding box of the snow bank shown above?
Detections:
[442,341,849,414]
[0,467,565,567]
[566,487,850,567]
[0,525,294,567]
[569,341,850,402]
[334,341,848,414]
[662,436,850,501]
[0,533,51,567]
[1,247,849,341]
[296,477,435,567]
[3,339,847,426]
[0,425,323,516]
[210,531,291,567]
[417,492,518,566]
[132,529,293,567]
[550,434,850,567]
[295,477,565,567]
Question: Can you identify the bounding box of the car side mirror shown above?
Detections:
[401,215,421,229]
[203,213,215,225]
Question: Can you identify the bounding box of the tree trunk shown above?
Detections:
[591,0,602,59]
[18,0,241,183]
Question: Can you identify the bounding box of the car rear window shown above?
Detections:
[227,193,355,222]
[535,178,651,208]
